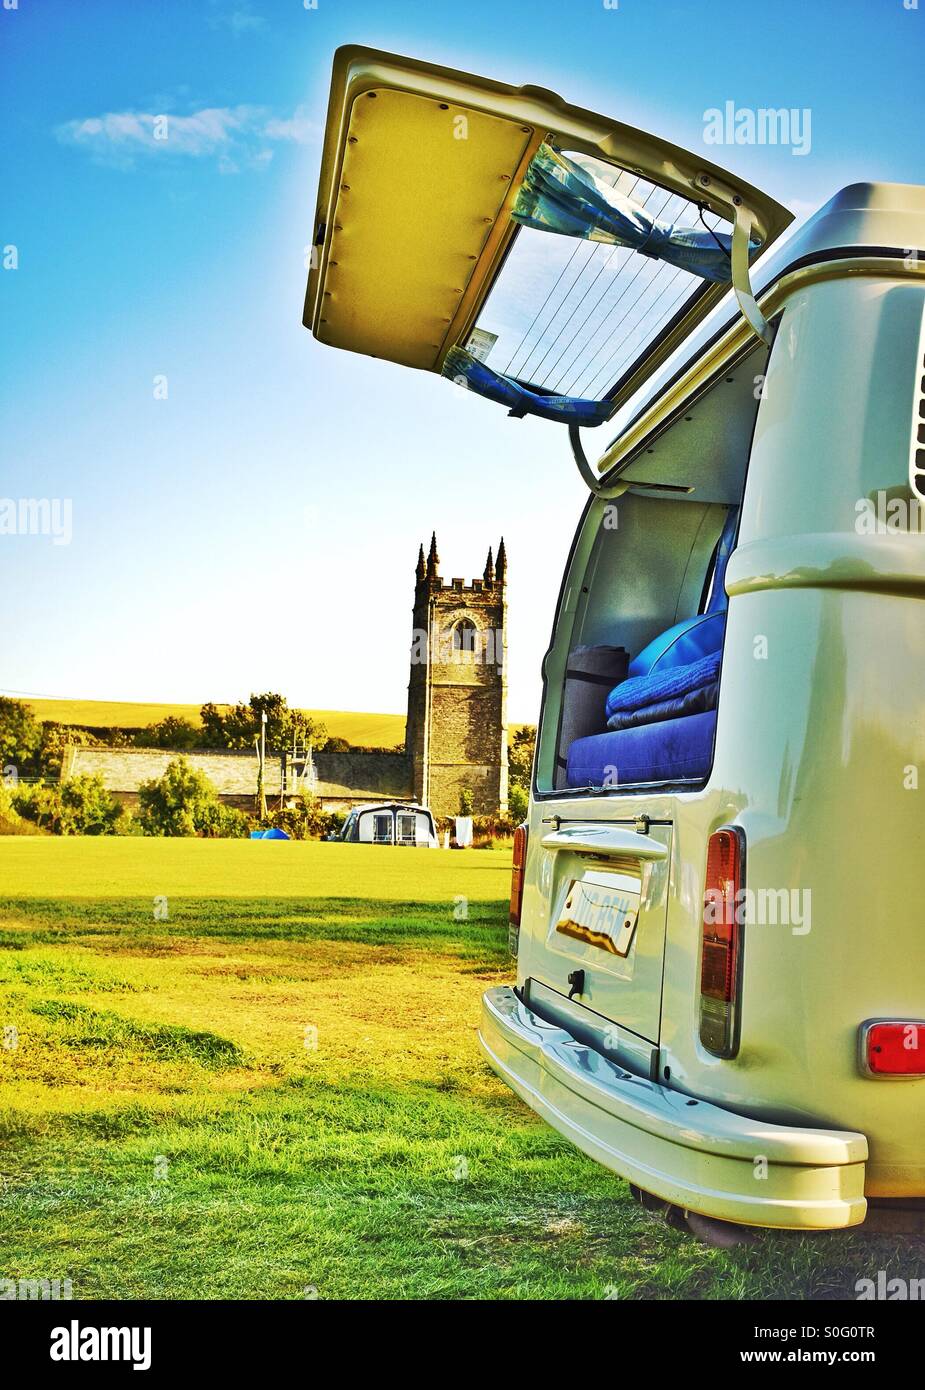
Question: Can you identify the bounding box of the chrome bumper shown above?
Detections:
[479,986,868,1230]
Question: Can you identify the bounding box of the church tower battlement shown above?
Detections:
[405,533,508,816]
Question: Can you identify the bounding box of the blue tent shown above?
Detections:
[249,827,291,840]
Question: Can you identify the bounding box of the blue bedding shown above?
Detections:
[566,710,717,788]
[606,680,719,731]
[604,649,721,721]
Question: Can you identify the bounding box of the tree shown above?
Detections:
[248,693,326,755]
[199,694,327,756]
[13,774,122,835]
[0,697,42,775]
[137,757,247,838]
[135,716,199,751]
[58,775,123,835]
[37,723,100,779]
[508,725,536,794]
[199,702,254,750]
[199,702,233,749]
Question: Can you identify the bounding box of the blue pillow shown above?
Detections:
[628,610,726,678]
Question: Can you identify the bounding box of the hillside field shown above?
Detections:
[21,698,535,748]
[24,699,407,747]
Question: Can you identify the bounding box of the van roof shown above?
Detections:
[599,181,925,453]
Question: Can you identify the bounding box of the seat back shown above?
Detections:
[628,507,738,677]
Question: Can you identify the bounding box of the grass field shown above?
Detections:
[1,838,922,1300]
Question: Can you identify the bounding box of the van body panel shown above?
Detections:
[480,986,868,1229]
[650,270,925,1196]
[506,239,925,1220]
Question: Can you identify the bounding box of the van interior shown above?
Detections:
[542,339,771,794]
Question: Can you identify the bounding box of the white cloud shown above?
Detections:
[209,1,265,34]
[55,103,315,170]
[262,107,316,145]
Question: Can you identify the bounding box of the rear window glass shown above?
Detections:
[470,153,730,403]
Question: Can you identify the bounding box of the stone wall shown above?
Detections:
[62,746,278,804]
[62,745,414,814]
[313,751,412,802]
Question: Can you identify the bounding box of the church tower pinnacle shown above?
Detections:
[426,531,440,581]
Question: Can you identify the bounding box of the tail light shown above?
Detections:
[699,826,745,1058]
[860,1020,925,1077]
[508,823,527,956]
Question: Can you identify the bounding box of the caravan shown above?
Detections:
[305,46,925,1238]
[338,802,438,848]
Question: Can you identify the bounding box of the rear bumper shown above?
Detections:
[479,986,868,1230]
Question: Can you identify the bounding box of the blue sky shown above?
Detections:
[1,0,922,724]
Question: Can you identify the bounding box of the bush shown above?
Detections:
[508,782,528,822]
[470,812,517,848]
[137,757,247,838]
[0,781,45,835]
[264,794,341,840]
[13,775,122,836]
[320,736,351,753]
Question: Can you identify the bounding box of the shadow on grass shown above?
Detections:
[0,896,511,967]
[28,999,243,1067]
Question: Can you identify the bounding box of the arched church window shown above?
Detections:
[452,618,478,655]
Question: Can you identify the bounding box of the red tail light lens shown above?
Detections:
[860,1021,925,1077]
[700,827,745,1058]
[509,824,527,930]
[508,823,528,958]
[701,830,740,1002]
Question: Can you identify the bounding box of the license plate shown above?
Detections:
[556,870,641,956]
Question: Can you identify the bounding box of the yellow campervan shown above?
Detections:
[305,45,925,1241]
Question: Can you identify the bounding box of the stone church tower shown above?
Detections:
[405,533,508,817]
